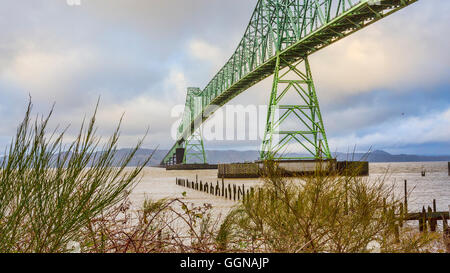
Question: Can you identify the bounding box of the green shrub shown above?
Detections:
[218,161,438,253]
[0,101,151,253]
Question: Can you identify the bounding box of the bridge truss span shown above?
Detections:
[162,0,417,165]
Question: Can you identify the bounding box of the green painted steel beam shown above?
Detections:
[161,0,417,165]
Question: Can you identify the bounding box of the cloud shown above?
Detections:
[162,68,189,103]
[0,0,448,155]
[2,47,95,102]
[328,107,450,151]
[310,0,450,103]
[188,39,226,71]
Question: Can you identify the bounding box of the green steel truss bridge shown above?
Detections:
[162,0,417,165]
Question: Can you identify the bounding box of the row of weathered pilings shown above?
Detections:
[176,177,449,233]
[176,175,255,202]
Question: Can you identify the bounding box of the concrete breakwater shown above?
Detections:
[166,164,218,170]
[218,160,369,178]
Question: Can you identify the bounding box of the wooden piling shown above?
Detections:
[428,206,437,232]
[221,179,225,197]
[444,205,450,253]
[394,224,400,243]
[419,207,426,232]
[399,203,404,228]
[157,230,162,249]
[404,180,408,213]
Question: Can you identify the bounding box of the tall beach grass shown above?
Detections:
[0,101,151,253]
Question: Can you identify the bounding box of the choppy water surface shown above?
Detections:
[130,162,450,214]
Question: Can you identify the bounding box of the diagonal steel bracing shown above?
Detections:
[261,55,331,160]
[162,0,417,165]
[183,128,207,164]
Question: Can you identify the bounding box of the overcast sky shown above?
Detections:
[0,0,449,155]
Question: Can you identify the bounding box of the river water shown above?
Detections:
[130,162,450,215]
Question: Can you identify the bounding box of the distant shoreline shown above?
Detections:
[109,148,450,167]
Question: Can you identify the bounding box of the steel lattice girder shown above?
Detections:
[162,0,417,165]
[261,55,331,160]
[183,128,207,164]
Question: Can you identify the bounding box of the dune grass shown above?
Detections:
[0,101,151,253]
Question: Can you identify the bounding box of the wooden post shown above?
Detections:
[428,206,437,232]
[225,188,228,199]
[394,224,400,243]
[196,174,198,184]
[242,184,245,202]
[399,203,404,228]
[419,206,426,232]
[444,205,450,253]
[228,184,232,200]
[157,230,162,249]
[404,180,408,213]
[222,179,225,197]
[433,199,436,212]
